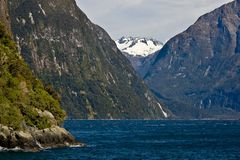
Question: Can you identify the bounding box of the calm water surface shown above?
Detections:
[1,120,240,160]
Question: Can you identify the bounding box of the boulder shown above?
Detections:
[0,124,83,151]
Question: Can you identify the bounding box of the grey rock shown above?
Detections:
[0,124,83,152]
[0,0,11,32]
[7,0,172,119]
[143,0,240,119]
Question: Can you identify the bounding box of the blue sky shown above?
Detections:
[76,0,233,41]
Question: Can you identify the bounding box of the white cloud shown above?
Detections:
[76,0,233,41]
[114,0,145,6]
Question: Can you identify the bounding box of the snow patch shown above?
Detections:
[204,66,211,77]
[157,103,168,118]
[21,18,26,25]
[39,4,46,16]
[108,72,116,84]
[208,99,212,108]
[200,100,203,109]
[16,17,20,23]
[28,12,35,24]
[168,56,173,69]
[175,73,183,77]
[53,56,62,76]
[116,37,163,57]
[15,35,21,53]
[144,92,151,101]
[71,91,78,97]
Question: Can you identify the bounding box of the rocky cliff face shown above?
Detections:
[7,0,171,119]
[0,20,80,151]
[122,52,158,78]
[144,0,240,119]
[0,0,10,30]
[0,125,82,151]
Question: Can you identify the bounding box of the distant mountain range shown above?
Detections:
[116,37,163,57]
[122,0,240,119]
[116,37,163,77]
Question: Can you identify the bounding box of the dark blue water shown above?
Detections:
[1,120,240,160]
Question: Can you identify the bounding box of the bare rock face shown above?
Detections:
[0,4,81,151]
[7,0,172,119]
[0,124,82,151]
[0,0,11,31]
[144,0,240,119]
[122,52,159,78]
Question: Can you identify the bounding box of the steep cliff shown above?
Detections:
[0,1,80,150]
[144,0,240,119]
[7,0,171,119]
[0,21,80,151]
[0,0,10,31]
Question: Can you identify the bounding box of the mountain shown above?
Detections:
[116,37,163,57]
[116,37,163,77]
[0,5,80,150]
[143,0,240,119]
[0,0,11,32]
[7,0,171,119]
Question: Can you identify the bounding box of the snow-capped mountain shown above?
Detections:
[115,37,163,77]
[115,37,163,57]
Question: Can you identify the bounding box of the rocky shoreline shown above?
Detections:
[0,124,84,152]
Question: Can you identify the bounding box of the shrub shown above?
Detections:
[0,22,66,130]
[0,103,23,130]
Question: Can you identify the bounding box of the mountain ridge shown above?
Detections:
[7,0,172,119]
[0,16,80,151]
[116,36,163,57]
[116,36,163,77]
[143,0,240,119]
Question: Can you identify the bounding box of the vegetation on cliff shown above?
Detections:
[7,0,171,119]
[0,22,65,130]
